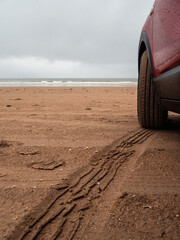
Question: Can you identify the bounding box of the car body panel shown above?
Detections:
[152,0,180,77]
[140,0,180,78]
[138,0,180,114]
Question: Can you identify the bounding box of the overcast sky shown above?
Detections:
[0,0,154,78]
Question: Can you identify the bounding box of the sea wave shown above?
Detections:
[0,80,137,87]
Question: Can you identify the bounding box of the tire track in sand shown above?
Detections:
[10,128,154,240]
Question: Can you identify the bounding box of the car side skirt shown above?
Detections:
[154,65,180,113]
[161,99,180,114]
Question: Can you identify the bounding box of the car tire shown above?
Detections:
[138,51,167,129]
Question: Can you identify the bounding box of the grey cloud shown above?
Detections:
[0,0,154,77]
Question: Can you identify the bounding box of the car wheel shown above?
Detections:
[138,50,167,129]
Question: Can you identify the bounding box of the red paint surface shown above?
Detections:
[143,0,180,78]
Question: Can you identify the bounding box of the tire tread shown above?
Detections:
[138,51,167,129]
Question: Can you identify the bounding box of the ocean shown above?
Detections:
[0,78,137,87]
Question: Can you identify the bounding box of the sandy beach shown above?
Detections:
[0,87,179,240]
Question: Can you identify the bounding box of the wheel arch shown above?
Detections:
[138,31,154,78]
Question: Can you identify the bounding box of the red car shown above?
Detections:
[137,0,180,129]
